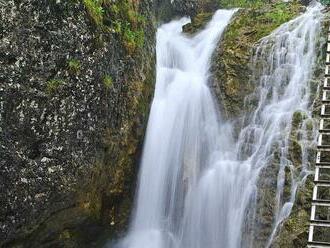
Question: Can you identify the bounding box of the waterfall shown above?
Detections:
[244,3,324,246]
[115,3,324,248]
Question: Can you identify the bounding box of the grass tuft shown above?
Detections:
[103,75,113,89]
[68,59,81,74]
[46,79,65,95]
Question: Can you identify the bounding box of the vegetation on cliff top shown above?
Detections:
[224,1,303,43]
[213,1,303,118]
[83,0,146,54]
[219,0,265,8]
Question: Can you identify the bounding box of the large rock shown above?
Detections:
[0,0,199,246]
[212,2,305,119]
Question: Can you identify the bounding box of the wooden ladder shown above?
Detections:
[307,27,330,248]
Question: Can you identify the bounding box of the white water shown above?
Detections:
[247,3,324,246]
[116,3,323,248]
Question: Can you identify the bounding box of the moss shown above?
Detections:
[289,138,302,166]
[122,25,145,54]
[211,1,303,118]
[68,59,81,74]
[219,0,265,8]
[83,0,104,26]
[112,4,146,54]
[224,2,302,49]
[46,79,65,95]
[271,178,314,248]
[82,0,146,54]
[305,119,314,131]
[292,111,308,130]
[103,75,113,89]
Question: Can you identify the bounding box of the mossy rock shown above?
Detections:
[183,12,213,34]
[211,2,303,119]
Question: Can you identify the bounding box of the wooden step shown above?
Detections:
[313,199,330,205]
[308,224,330,246]
[325,65,330,76]
[316,165,330,170]
[319,119,330,133]
[314,167,330,182]
[318,145,330,149]
[310,204,330,225]
[317,133,330,149]
[312,201,330,207]
[323,78,330,90]
[308,245,330,248]
[327,54,330,65]
[315,151,330,166]
[310,219,330,225]
[322,91,330,103]
[316,162,330,168]
[314,180,330,186]
[321,105,330,118]
[308,241,330,248]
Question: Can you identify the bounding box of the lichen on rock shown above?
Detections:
[0,0,156,246]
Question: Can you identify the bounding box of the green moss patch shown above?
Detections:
[219,0,264,8]
[224,2,303,48]
[103,75,113,89]
[213,1,303,118]
[46,79,65,95]
[83,0,105,26]
[68,58,81,74]
[82,0,146,54]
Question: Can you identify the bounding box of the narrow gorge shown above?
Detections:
[0,0,329,247]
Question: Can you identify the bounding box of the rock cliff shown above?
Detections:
[0,0,200,246]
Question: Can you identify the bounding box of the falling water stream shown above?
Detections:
[116,3,324,248]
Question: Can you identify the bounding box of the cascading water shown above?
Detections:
[115,3,323,248]
[116,9,238,248]
[240,3,324,246]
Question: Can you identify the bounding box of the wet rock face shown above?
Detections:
[170,0,200,16]
[0,0,201,246]
[212,2,305,120]
[0,0,100,243]
[153,0,202,22]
